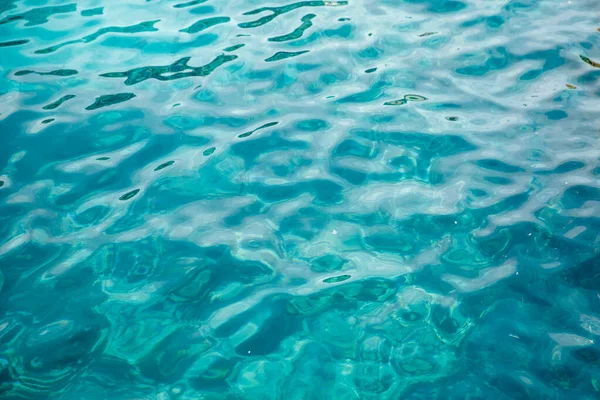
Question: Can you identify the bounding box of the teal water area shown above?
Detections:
[1,0,600,398]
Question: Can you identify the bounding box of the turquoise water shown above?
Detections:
[1,0,600,398]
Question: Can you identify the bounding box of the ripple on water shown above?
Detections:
[0,0,600,398]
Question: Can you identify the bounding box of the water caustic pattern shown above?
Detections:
[1,0,600,398]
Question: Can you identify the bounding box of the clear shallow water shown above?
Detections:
[1,0,600,398]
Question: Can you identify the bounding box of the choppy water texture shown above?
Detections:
[1,0,600,399]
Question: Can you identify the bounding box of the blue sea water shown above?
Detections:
[1,0,600,398]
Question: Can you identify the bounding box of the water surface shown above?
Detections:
[1,0,600,398]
